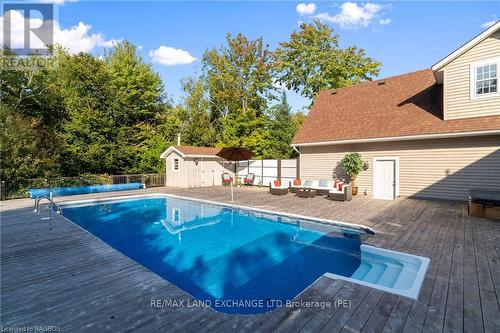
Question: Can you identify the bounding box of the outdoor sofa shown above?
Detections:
[290,180,317,193]
[269,181,289,195]
[328,184,352,201]
[291,179,337,195]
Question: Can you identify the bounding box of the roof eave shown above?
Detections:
[292,129,500,147]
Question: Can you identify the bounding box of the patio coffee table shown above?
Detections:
[296,188,317,198]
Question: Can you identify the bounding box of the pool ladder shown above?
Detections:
[34,193,62,230]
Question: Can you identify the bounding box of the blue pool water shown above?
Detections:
[61,196,367,314]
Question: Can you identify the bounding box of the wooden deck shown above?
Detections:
[1,186,499,332]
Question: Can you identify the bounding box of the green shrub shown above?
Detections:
[339,153,369,184]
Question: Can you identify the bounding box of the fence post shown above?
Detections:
[261,160,264,185]
[296,158,300,179]
[141,174,145,186]
[277,159,282,181]
[0,181,5,201]
[44,178,48,187]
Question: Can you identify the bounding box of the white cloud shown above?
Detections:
[379,18,391,25]
[0,10,119,54]
[149,46,196,66]
[296,3,317,16]
[481,20,497,28]
[315,2,387,29]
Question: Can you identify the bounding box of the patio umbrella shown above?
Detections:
[216,147,254,202]
[216,147,253,161]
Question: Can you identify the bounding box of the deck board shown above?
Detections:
[1,186,499,332]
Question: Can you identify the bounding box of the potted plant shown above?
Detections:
[339,153,369,196]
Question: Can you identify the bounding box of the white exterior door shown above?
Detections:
[374,159,396,200]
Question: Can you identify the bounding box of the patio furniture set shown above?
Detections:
[269,178,352,201]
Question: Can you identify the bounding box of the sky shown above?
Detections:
[2,1,499,112]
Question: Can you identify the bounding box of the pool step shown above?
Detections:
[361,262,387,283]
[375,263,403,288]
[351,261,404,288]
[351,263,371,280]
[393,267,418,290]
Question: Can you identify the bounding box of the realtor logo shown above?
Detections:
[2,3,54,55]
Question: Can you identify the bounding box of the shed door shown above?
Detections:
[374,159,396,200]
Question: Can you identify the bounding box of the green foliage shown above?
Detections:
[268,91,298,158]
[2,26,381,193]
[339,152,369,182]
[202,33,276,133]
[175,76,216,147]
[273,20,381,100]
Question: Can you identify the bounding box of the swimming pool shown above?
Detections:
[59,194,429,314]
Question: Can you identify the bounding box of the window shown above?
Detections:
[476,64,497,95]
[173,158,179,171]
[471,59,499,99]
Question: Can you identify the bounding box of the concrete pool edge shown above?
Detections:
[57,192,376,235]
[324,244,430,300]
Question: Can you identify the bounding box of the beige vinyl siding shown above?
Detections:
[299,136,500,201]
[443,30,500,120]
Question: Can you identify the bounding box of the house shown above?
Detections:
[160,146,233,188]
[292,22,500,201]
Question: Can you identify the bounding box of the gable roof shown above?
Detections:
[160,146,222,158]
[432,21,500,73]
[292,69,500,146]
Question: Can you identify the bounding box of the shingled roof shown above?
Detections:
[292,69,500,145]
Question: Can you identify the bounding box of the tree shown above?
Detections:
[106,41,163,124]
[268,91,297,158]
[54,51,117,174]
[176,76,216,147]
[219,110,274,158]
[202,33,276,132]
[0,106,60,192]
[273,20,381,100]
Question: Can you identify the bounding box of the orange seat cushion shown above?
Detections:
[293,179,301,186]
[274,180,281,187]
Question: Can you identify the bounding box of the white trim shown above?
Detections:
[469,57,500,100]
[160,146,220,159]
[291,129,500,147]
[372,157,399,200]
[432,21,500,72]
[160,146,185,158]
[172,157,180,172]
